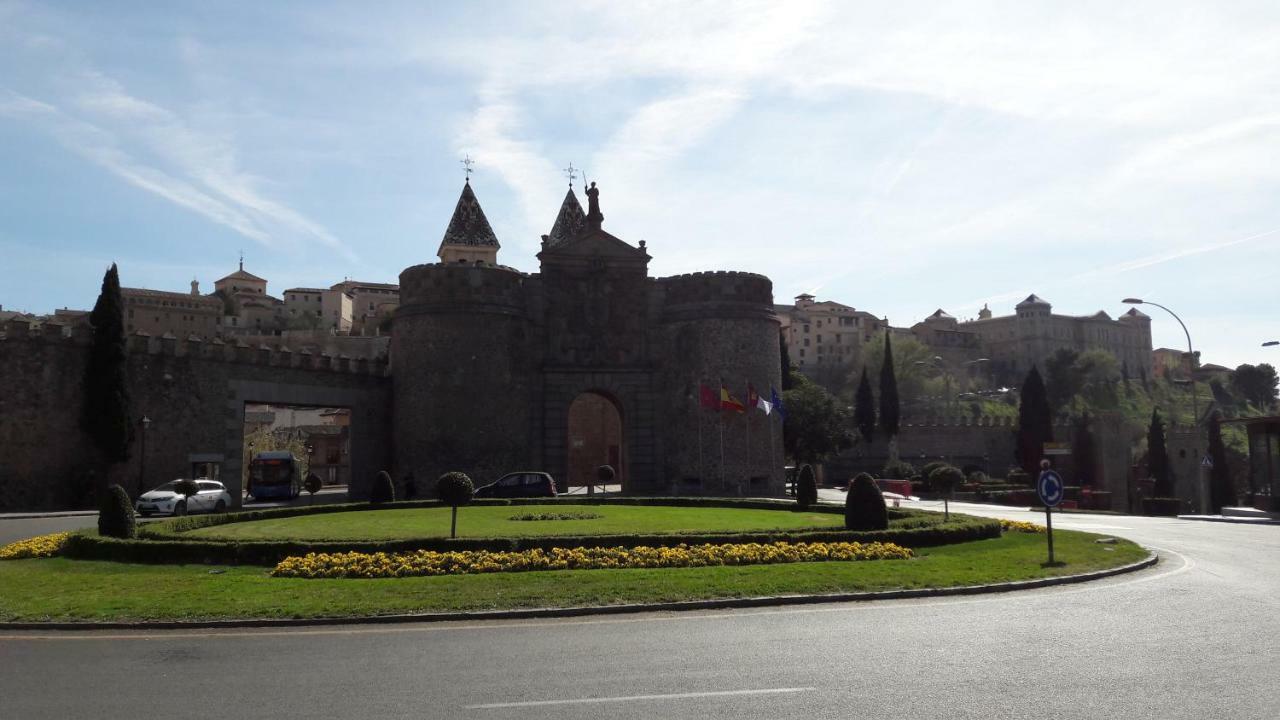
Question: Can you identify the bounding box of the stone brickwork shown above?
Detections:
[0,319,389,511]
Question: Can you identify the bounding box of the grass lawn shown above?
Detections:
[180,505,850,541]
[0,530,1148,622]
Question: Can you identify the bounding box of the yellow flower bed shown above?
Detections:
[273,541,914,579]
[1000,519,1046,534]
[0,532,73,560]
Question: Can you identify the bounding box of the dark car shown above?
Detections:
[474,472,558,498]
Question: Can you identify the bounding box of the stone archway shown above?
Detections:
[566,391,624,491]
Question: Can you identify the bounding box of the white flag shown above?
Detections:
[758,398,773,415]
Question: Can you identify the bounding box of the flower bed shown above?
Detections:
[272,540,914,579]
[1000,520,1046,534]
[0,532,73,560]
[508,512,603,522]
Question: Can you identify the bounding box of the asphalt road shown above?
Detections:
[2,497,1278,719]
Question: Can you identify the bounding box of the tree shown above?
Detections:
[97,483,136,539]
[1072,412,1100,487]
[1044,348,1082,414]
[80,264,133,467]
[1016,366,1053,475]
[928,464,964,521]
[1148,409,1173,498]
[172,479,199,514]
[436,471,475,538]
[370,470,395,503]
[779,332,794,391]
[795,464,818,509]
[853,367,876,443]
[1231,363,1279,410]
[878,332,900,440]
[845,472,888,530]
[304,473,323,503]
[782,373,853,464]
[1207,412,1233,512]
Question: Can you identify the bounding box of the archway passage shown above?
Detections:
[567,392,624,491]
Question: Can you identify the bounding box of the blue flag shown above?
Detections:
[771,386,786,420]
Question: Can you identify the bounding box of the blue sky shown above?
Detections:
[1,1,1277,367]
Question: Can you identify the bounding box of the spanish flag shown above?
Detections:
[721,384,746,413]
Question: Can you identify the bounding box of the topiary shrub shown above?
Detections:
[304,473,322,503]
[594,465,614,496]
[370,470,395,504]
[845,472,888,530]
[920,461,949,483]
[928,464,965,521]
[436,471,475,538]
[881,460,916,480]
[172,479,199,514]
[967,470,989,485]
[98,483,136,539]
[795,464,818,509]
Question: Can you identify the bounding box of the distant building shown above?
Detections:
[121,282,223,339]
[911,295,1153,383]
[215,261,285,335]
[777,294,885,378]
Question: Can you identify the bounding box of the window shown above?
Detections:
[817,334,822,343]
[803,324,810,333]
[804,338,810,347]
[799,349,805,357]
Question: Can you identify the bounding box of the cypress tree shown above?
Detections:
[878,332,900,439]
[1148,408,1173,498]
[795,464,817,509]
[854,367,876,443]
[1016,366,1053,475]
[845,472,888,530]
[1207,412,1232,512]
[1073,412,1099,487]
[780,333,794,391]
[81,263,133,464]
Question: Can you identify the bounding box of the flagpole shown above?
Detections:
[719,416,726,496]
[698,406,704,494]
[744,404,751,497]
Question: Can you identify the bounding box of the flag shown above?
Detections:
[771,386,786,420]
[758,398,774,415]
[747,383,760,409]
[721,384,746,413]
[699,383,719,410]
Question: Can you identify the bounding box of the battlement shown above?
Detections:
[397,262,530,315]
[1,319,388,377]
[655,271,775,322]
[899,415,1075,429]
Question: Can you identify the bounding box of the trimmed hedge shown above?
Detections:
[67,497,1001,566]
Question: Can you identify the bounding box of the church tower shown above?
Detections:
[436,179,500,265]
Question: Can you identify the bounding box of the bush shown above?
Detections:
[920,461,949,482]
[173,479,199,500]
[967,471,988,485]
[436,472,475,506]
[596,465,616,484]
[98,484,136,539]
[881,460,916,480]
[1007,469,1030,486]
[928,464,965,494]
[795,464,818,508]
[370,470,395,504]
[845,472,889,530]
[304,473,322,496]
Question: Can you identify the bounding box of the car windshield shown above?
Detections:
[149,481,180,492]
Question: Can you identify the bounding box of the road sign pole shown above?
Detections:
[1045,505,1054,564]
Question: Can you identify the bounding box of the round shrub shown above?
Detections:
[920,461,949,483]
[304,473,322,496]
[173,479,199,500]
[98,483,136,539]
[795,464,818,508]
[845,472,888,530]
[596,465,616,483]
[881,460,916,480]
[929,464,965,494]
[370,470,395,504]
[436,472,474,507]
[967,470,989,485]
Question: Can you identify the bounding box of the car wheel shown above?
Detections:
[214,500,227,513]
[173,501,187,517]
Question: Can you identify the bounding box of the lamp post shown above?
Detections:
[1124,298,1205,511]
[137,415,152,500]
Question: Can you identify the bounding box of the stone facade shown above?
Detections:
[777,294,884,381]
[393,182,786,496]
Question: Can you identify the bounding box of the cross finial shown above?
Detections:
[238,250,243,271]
[461,154,475,182]
[563,162,578,188]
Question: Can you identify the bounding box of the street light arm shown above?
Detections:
[1137,300,1193,358]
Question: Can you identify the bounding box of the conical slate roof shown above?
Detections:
[546,188,586,247]
[439,181,499,249]
[1016,294,1050,307]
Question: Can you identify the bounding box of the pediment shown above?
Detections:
[538,227,650,265]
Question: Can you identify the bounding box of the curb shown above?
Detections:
[0,551,1158,632]
[1177,514,1280,525]
[0,512,97,520]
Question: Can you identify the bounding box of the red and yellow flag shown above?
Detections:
[721,384,746,413]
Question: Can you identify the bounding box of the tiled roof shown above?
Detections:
[546,188,586,247]
[439,181,499,248]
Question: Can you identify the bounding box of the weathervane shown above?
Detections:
[461,154,475,182]
[563,162,578,188]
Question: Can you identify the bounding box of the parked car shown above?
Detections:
[473,472,558,499]
[136,479,233,517]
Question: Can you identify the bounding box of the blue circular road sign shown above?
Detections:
[1037,469,1064,507]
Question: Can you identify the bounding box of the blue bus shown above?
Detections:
[248,451,302,500]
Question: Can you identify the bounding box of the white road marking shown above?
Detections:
[464,687,815,710]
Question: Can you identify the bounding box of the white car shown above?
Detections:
[135,479,233,517]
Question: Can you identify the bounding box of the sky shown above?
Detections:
[1,1,1277,367]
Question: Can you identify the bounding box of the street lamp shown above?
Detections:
[1124,297,1205,511]
[137,415,152,500]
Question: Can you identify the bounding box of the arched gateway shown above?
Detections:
[566,391,624,490]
